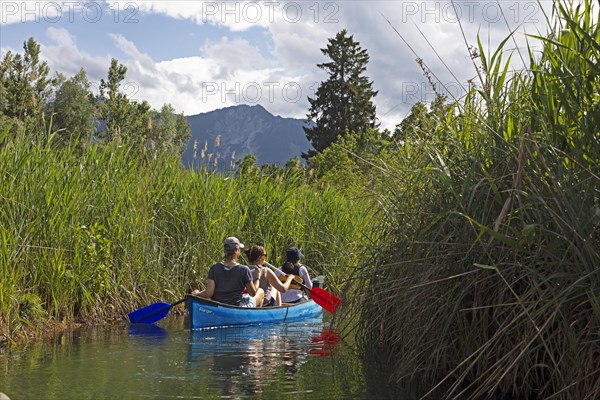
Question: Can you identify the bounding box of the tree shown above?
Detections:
[0,37,51,134]
[304,30,378,158]
[98,58,130,142]
[97,58,155,149]
[50,68,97,146]
[150,104,191,155]
[393,94,451,144]
[235,154,259,178]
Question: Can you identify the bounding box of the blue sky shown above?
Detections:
[1,1,555,130]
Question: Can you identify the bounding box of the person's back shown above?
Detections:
[192,237,264,308]
[208,262,252,305]
[278,247,312,304]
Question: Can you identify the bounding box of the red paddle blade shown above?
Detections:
[309,287,341,314]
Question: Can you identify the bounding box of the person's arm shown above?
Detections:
[245,280,258,296]
[245,266,261,296]
[196,279,215,299]
[266,269,294,292]
[299,266,312,289]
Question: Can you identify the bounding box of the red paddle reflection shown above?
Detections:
[309,328,340,357]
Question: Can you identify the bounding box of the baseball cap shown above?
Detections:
[224,236,245,249]
[286,247,304,261]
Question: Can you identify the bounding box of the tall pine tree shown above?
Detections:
[304,30,378,158]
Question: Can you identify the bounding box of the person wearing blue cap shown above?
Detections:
[276,247,312,304]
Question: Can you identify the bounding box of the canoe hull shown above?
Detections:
[187,295,323,330]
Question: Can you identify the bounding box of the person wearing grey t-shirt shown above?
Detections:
[192,237,264,307]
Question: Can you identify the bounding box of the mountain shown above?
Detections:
[182,104,313,170]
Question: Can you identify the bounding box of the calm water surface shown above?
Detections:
[0,316,368,399]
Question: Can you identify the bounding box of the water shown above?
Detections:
[0,316,367,399]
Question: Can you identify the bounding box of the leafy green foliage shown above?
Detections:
[97,58,153,147]
[235,153,260,178]
[149,104,191,155]
[48,69,97,146]
[0,37,51,135]
[308,128,392,195]
[393,94,452,144]
[1,40,190,157]
[0,130,376,341]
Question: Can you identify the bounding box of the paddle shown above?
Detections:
[265,263,340,314]
[128,298,187,324]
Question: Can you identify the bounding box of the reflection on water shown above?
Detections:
[187,318,338,397]
[0,317,363,399]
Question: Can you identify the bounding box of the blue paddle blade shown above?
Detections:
[128,302,172,324]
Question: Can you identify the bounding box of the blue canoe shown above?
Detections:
[186,295,323,330]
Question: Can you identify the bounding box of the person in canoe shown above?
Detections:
[244,245,295,307]
[192,237,264,307]
[275,247,312,304]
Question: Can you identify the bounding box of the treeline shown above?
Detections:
[0,37,190,154]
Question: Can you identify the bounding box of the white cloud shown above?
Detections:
[40,27,111,80]
[5,1,556,130]
[106,0,279,30]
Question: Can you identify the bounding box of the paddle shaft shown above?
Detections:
[264,262,311,291]
[169,297,188,307]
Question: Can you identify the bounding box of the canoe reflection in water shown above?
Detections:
[187,319,336,396]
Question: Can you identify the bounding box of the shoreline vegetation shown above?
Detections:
[0,136,374,346]
[1,1,598,399]
[347,2,600,399]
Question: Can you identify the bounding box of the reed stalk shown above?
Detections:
[350,1,599,398]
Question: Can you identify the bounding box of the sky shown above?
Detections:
[1,0,556,130]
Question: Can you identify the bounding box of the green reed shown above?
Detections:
[351,1,599,399]
[0,127,375,344]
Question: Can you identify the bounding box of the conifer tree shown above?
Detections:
[304,30,378,158]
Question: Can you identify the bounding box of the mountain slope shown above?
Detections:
[182,104,313,169]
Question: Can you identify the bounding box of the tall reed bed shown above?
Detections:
[0,128,375,344]
[351,1,599,399]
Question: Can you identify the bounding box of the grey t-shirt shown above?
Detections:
[207,262,253,305]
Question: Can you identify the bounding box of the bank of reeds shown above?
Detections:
[351,1,599,399]
[0,128,374,345]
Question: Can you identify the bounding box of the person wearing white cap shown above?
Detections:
[192,236,264,307]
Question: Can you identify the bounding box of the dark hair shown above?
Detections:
[282,260,299,274]
[244,245,266,263]
[223,246,238,261]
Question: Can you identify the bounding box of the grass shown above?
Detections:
[348,1,600,399]
[0,127,377,345]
